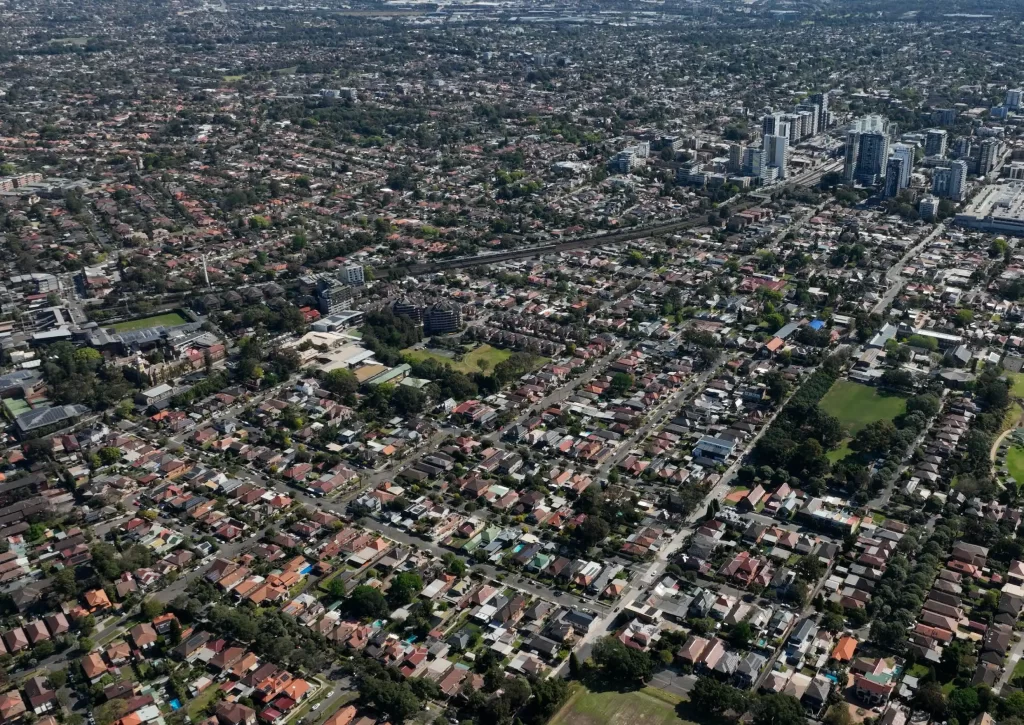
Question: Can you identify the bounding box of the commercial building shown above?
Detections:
[844,115,890,186]
[1006,88,1022,111]
[955,181,1024,234]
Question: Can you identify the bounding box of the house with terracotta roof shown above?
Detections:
[0,690,27,724]
[83,589,112,612]
[81,652,109,683]
[129,623,158,650]
[832,635,857,663]
[2,628,28,653]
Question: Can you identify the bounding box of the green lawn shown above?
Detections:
[110,311,188,332]
[1007,446,1024,489]
[826,438,854,463]
[820,380,908,436]
[550,686,699,725]
[1009,372,1024,398]
[187,683,223,721]
[403,344,519,375]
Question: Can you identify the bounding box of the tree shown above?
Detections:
[391,385,426,417]
[752,694,807,725]
[568,652,581,679]
[140,598,163,620]
[360,676,421,723]
[342,585,389,619]
[947,687,981,724]
[324,368,359,401]
[388,572,423,607]
[95,699,129,725]
[47,670,67,690]
[824,704,852,725]
[820,611,845,633]
[442,553,466,578]
[689,677,747,716]
[98,447,122,466]
[53,567,79,599]
[1002,690,1024,718]
[729,621,754,649]
[570,517,609,556]
[913,682,947,719]
[592,636,653,684]
[610,372,634,396]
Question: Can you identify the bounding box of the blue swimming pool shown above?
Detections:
[300,564,313,575]
[169,700,182,711]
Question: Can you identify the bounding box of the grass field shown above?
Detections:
[110,311,188,332]
[826,439,855,463]
[187,682,223,721]
[403,344,515,375]
[1009,372,1024,398]
[1007,446,1024,488]
[550,686,699,725]
[820,380,907,436]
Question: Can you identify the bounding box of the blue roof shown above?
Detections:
[809,320,825,330]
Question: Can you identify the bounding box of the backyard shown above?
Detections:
[549,686,703,725]
[110,311,189,332]
[403,343,515,374]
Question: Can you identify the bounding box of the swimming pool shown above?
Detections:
[300,564,313,575]
[169,700,182,711]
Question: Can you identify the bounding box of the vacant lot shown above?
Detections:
[550,686,702,725]
[403,344,514,374]
[110,311,188,332]
[820,380,907,436]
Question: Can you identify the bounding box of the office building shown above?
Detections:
[1006,89,1023,111]
[423,302,462,335]
[844,116,890,186]
[763,134,788,180]
[884,158,906,199]
[919,196,940,221]
[809,92,830,130]
[979,138,1003,176]
[933,108,958,126]
[343,264,365,286]
[924,129,948,158]
[889,144,914,189]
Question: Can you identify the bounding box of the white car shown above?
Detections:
[326,691,335,698]
[312,704,321,712]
